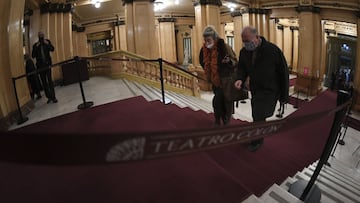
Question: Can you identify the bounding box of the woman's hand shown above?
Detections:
[222,55,230,64]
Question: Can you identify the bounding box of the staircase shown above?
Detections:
[8,77,360,203]
[121,78,295,122]
[242,161,360,203]
[122,78,214,113]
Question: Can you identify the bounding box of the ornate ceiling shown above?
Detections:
[25,0,360,23]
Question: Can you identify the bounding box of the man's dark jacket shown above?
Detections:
[32,39,55,67]
[237,36,289,119]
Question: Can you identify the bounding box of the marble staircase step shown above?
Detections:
[310,161,360,189]
[260,184,302,203]
[242,194,264,203]
[307,164,360,194]
[300,168,360,202]
[280,176,337,203]
[122,79,152,101]
[294,171,354,202]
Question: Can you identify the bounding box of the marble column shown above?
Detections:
[232,11,243,55]
[32,2,73,80]
[72,26,88,57]
[296,5,322,95]
[290,26,299,72]
[269,18,277,44]
[260,11,270,40]
[193,0,221,66]
[63,10,73,59]
[283,26,292,67]
[119,24,127,51]
[158,18,177,62]
[0,0,29,118]
[242,12,250,27]
[276,24,284,51]
[49,11,59,64]
[123,0,158,58]
[241,8,270,38]
[114,24,120,51]
[113,19,126,51]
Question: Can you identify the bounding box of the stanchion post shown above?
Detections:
[294,90,300,109]
[158,58,166,104]
[288,103,348,203]
[75,56,94,110]
[12,78,29,125]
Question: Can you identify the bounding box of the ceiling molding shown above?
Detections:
[193,0,222,7]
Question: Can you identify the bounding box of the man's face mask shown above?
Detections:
[244,41,257,51]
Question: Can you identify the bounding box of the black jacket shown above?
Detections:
[199,38,237,79]
[32,39,55,67]
[237,37,289,119]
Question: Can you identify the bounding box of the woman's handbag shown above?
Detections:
[222,75,249,102]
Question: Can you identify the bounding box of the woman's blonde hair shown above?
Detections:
[202,25,219,39]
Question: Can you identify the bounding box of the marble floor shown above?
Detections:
[8,76,360,181]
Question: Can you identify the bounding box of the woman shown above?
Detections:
[199,26,237,125]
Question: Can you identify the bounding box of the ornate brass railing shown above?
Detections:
[86,50,201,97]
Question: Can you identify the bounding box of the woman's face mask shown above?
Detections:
[206,43,214,49]
[204,36,215,49]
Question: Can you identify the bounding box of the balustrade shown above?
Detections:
[86,50,200,97]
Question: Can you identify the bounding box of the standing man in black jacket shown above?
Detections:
[234,26,289,152]
[32,31,58,103]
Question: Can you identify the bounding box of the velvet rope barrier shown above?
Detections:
[0,101,349,165]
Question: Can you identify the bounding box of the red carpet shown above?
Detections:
[0,91,337,203]
[288,96,306,107]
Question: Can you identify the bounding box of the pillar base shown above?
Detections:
[295,74,322,96]
[288,180,321,203]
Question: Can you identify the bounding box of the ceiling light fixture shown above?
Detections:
[227,3,236,12]
[154,1,165,12]
[91,0,101,8]
[94,1,101,8]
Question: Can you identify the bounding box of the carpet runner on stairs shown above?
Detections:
[0,91,338,203]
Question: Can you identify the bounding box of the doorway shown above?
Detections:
[325,36,356,88]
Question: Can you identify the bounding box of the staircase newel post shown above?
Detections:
[158,58,166,104]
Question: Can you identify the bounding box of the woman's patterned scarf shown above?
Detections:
[202,42,221,87]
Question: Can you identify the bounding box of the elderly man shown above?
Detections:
[32,31,57,103]
[235,26,289,152]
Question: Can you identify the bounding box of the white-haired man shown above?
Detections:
[234,26,289,151]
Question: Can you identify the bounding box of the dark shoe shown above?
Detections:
[222,116,232,126]
[52,98,58,103]
[214,117,221,126]
[247,139,264,152]
[47,99,52,104]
